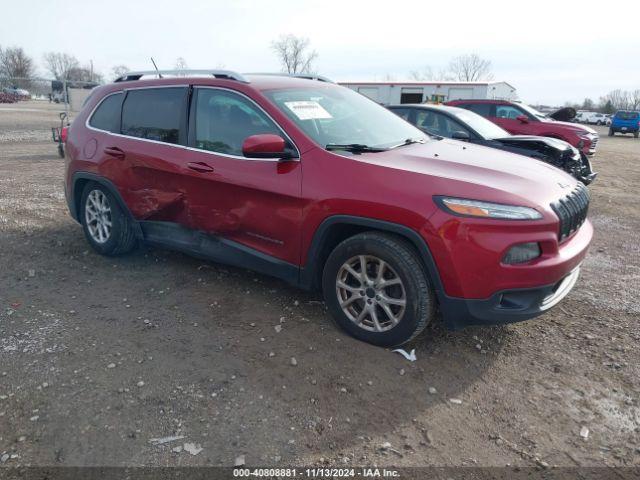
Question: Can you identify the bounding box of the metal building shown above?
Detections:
[339,81,517,105]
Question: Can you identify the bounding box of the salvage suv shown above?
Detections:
[64,70,593,347]
[447,99,599,156]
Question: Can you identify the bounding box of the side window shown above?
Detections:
[415,110,438,133]
[495,105,525,120]
[465,103,492,117]
[193,89,282,156]
[89,92,123,133]
[416,111,470,138]
[389,108,412,121]
[121,88,187,144]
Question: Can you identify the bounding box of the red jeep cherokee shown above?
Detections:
[64,70,593,347]
[446,99,599,156]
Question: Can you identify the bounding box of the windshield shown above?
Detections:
[264,86,428,150]
[449,108,509,140]
[615,111,639,120]
[517,103,549,121]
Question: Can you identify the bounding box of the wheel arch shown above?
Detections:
[299,215,445,301]
[71,172,143,239]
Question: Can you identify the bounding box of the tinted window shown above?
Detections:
[495,104,525,119]
[415,110,471,138]
[615,111,639,120]
[89,92,123,133]
[389,107,412,121]
[463,103,492,117]
[194,89,282,156]
[121,88,186,144]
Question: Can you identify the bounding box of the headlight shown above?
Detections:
[435,196,543,220]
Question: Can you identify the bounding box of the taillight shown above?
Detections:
[61,126,69,143]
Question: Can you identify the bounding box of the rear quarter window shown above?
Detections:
[121,88,187,144]
[89,92,124,133]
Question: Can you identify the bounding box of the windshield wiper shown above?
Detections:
[325,143,388,153]
[389,137,428,149]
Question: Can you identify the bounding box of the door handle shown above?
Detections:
[187,161,215,173]
[104,146,125,159]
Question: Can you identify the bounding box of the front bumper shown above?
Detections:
[579,133,599,155]
[611,126,639,133]
[440,267,581,329]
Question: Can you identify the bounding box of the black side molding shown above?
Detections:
[139,221,299,286]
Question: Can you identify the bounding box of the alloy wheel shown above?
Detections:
[336,255,407,332]
[85,189,112,244]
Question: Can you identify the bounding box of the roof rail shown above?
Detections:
[114,70,249,83]
[244,72,334,83]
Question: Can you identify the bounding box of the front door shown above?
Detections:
[181,86,303,266]
[491,104,531,134]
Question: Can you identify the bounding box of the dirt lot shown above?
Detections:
[0,101,638,469]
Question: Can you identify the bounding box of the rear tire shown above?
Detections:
[634,132,639,138]
[80,182,137,256]
[608,129,614,137]
[322,232,435,347]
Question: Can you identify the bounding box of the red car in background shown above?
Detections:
[446,99,599,156]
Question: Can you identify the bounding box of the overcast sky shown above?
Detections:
[2,0,638,105]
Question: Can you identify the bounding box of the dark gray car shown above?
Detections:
[388,104,597,185]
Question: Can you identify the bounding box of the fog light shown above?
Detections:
[503,242,541,264]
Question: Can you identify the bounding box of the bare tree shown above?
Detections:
[0,46,35,79]
[409,66,454,82]
[448,54,493,81]
[43,52,79,80]
[271,34,317,74]
[631,89,640,111]
[66,65,103,84]
[409,67,434,81]
[174,57,188,72]
[111,65,129,79]
[603,89,631,111]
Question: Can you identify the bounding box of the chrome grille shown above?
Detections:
[550,183,590,242]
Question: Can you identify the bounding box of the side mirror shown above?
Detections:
[242,134,296,160]
[451,130,471,141]
[516,114,529,124]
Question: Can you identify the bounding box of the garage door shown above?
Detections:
[448,88,474,100]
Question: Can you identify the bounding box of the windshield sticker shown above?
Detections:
[284,101,332,120]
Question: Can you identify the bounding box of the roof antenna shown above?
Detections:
[150,57,163,78]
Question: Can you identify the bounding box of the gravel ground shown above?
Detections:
[0,101,638,469]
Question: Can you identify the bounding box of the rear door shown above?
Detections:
[181,86,303,265]
[114,86,190,222]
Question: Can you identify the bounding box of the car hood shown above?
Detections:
[548,106,576,122]
[541,118,597,135]
[352,138,578,208]
[493,135,573,152]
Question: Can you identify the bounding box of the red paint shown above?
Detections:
[242,134,286,157]
[446,99,598,155]
[65,76,593,301]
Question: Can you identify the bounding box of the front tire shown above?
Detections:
[80,182,137,256]
[322,232,435,347]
